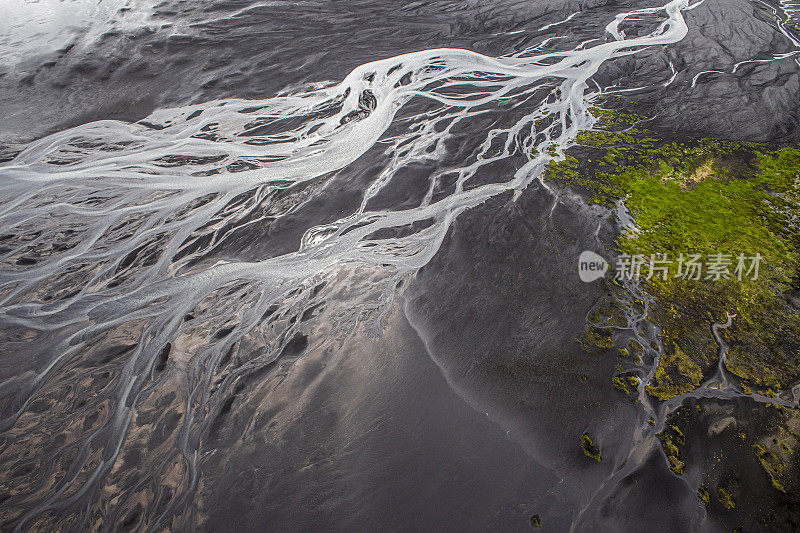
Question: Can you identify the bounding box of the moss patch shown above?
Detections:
[554,102,800,511]
[646,344,704,401]
[717,487,736,509]
[752,417,800,493]
[581,433,602,462]
[656,425,686,476]
[549,102,800,399]
[578,324,614,352]
[613,375,629,394]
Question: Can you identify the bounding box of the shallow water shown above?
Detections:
[0,0,798,530]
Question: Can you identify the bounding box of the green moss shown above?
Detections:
[551,104,800,399]
[530,515,541,528]
[613,374,641,400]
[627,340,644,362]
[698,486,710,504]
[581,433,602,462]
[617,169,793,267]
[579,325,614,352]
[667,455,685,475]
[753,440,791,492]
[588,302,628,328]
[645,345,703,401]
[613,376,630,394]
[555,104,800,492]
[717,488,736,509]
[547,105,755,209]
[623,145,800,394]
[759,415,800,493]
[656,427,685,475]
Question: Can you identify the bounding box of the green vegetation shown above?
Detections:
[613,376,629,393]
[752,423,800,493]
[627,339,644,363]
[581,433,602,462]
[613,374,640,397]
[656,425,686,475]
[578,325,614,352]
[646,345,704,401]
[554,101,800,498]
[634,146,800,397]
[717,487,736,509]
[588,302,628,328]
[550,101,800,400]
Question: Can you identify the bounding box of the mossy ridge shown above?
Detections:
[612,375,628,394]
[656,424,686,475]
[587,299,628,328]
[663,400,800,521]
[751,408,800,493]
[549,102,800,398]
[717,487,736,510]
[645,344,703,401]
[545,99,756,209]
[577,324,614,352]
[553,102,800,508]
[612,373,640,397]
[581,433,602,462]
[624,338,644,363]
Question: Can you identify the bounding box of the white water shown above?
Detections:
[0,0,697,528]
